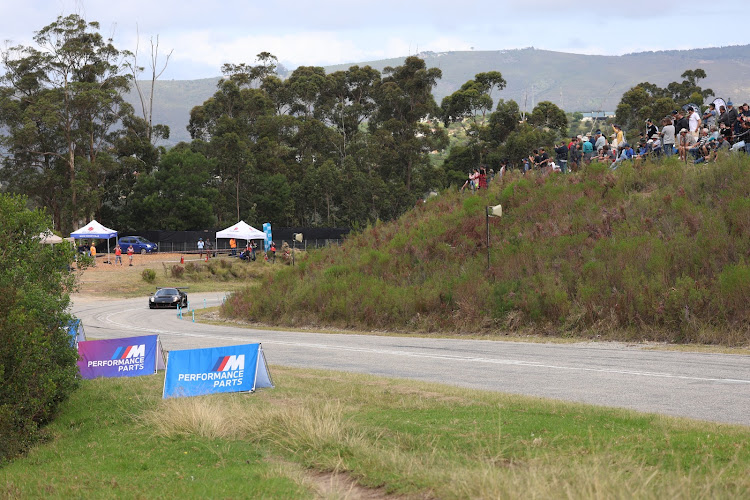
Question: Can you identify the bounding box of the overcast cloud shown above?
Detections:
[1,0,745,79]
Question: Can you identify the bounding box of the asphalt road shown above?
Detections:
[72,292,750,426]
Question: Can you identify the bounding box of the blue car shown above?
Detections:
[118,236,158,254]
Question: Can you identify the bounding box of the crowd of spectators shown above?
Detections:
[525,101,750,174]
[458,100,750,190]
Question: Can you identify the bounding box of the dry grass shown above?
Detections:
[136,367,750,499]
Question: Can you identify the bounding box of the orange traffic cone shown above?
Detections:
[205,254,209,262]
[180,255,184,264]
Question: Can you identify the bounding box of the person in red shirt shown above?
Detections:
[270,242,276,263]
[127,244,134,266]
[114,245,123,266]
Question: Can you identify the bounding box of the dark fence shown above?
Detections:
[137,227,350,253]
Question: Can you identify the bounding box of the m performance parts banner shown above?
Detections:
[163,343,273,398]
[77,335,165,379]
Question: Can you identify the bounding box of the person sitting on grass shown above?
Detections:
[610,142,634,170]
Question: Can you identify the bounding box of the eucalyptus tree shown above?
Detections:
[371,56,447,194]
[0,14,134,231]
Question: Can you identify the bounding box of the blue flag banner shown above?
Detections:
[77,335,165,379]
[163,343,273,399]
[262,223,272,251]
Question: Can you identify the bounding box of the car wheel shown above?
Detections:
[149,303,154,309]
[141,248,147,255]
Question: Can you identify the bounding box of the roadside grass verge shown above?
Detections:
[2,367,749,499]
[78,256,272,298]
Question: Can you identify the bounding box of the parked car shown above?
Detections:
[118,236,157,254]
[148,287,188,309]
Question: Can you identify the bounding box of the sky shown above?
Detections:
[1,0,746,80]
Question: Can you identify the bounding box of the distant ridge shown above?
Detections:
[125,45,750,146]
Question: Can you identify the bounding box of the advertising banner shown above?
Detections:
[163,343,273,398]
[262,223,272,251]
[77,335,165,379]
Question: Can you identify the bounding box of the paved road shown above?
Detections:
[72,292,750,426]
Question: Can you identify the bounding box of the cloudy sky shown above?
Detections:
[1,0,745,80]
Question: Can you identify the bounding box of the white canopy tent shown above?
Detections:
[70,220,118,263]
[38,231,64,245]
[215,220,266,245]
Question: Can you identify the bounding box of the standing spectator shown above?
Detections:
[674,111,689,139]
[197,238,204,258]
[646,119,658,138]
[90,242,97,266]
[725,102,738,128]
[127,244,134,266]
[594,130,607,152]
[270,242,276,263]
[582,138,594,164]
[229,238,237,256]
[612,124,624,148]
[206,238,213,258]
[661,117,676,157]
[478,166,487,189]
[554,142,569,173]
[688,107,701,139]
[702,103,717,130]
[114,245,123,266]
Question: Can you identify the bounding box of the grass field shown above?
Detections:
[2,367,748,499]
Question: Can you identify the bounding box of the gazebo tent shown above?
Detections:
[38,230,64,244]
[215,221,266,246]
[70,220,118,262]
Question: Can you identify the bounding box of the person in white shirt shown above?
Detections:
[688,107,701,139]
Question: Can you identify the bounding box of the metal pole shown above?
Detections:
[486,207,490,270]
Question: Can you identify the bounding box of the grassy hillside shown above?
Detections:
[127,45,750,146]
[223,154,750,345]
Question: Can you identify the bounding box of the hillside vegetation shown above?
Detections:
[223,155,750,345]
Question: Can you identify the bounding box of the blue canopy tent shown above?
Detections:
[70,219,118,263]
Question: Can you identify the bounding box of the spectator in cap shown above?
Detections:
[651,133,662,156]
[197,237,204,258]
[726,102,738,128]
[595,130,607,152]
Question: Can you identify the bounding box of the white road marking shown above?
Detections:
[101,308,750,385]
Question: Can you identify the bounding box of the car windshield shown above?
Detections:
[155,288,178,297]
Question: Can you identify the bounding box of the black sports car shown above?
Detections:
[148,287,188,309]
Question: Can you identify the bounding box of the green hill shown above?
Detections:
[222,155,750,345]
[125,45,750,146]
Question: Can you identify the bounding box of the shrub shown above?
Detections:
[171,265,185,279]
[0,194,79,461]
[141,268,156,283]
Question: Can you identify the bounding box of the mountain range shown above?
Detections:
[125,45,750,146]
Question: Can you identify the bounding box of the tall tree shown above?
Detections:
[371,56,446,193]
[0,14,134,231]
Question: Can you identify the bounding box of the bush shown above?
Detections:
[171,265,185,279]
[141,268,156,283]
[0,194,79,462]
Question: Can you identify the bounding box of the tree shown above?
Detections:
[371,56,446,193]
[126,147,218,230]
[0,14,135,231]
[528,101,568,133]
[126,29,172,144]
[0,194,78,461]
